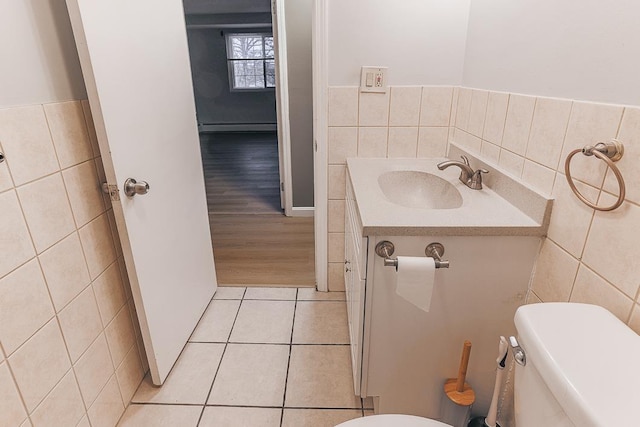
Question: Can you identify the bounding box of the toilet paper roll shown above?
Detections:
[395,256,436,312]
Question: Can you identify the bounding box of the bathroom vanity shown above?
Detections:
[344,146,552,418]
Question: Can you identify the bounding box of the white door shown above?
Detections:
[66,0,217,385]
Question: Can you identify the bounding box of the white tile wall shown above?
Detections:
[63,159,106,227]
[0,361,28,425]
[0,106,60,186]
[482,91,509,145]
[604,107,640,204]
[0,191,36,277]
[451,87,640,328]
[0,100,144,426]
[87,374,125,427]
[417,127,449,158]
[44,101,93,170]
[358,127,388,158]
[389,87,422,126]
[525,97,572,169]
[467,89,488,137]
[58,286,104,363]
[0,260,54,355]
[93,263,127,326]
[75,333,116,407]
[326,84,640,327]
[9,319,71,411]
[420,87,454,127]
[19,173,77,253]
[29,370,85,427]
[388,127,419,157]
[501,94,536,156]
[358,92,390,127]
[39,232,91,311]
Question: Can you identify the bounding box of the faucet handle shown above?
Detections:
[470,168,489,190]
[460,155,470,166]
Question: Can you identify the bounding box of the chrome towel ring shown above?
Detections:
[564,140,626,211]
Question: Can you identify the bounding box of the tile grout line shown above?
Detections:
[279,288,299,427]
[125,288,243,425]
[1,339,32,425]
[195,288,245,426]
[189,342,350,346]
[123,288,359,424]
[129,401,366,410]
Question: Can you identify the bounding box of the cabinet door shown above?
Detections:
[344,213,355,343]
[344,202,364,395]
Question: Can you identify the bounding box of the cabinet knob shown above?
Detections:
[345,267,351,273]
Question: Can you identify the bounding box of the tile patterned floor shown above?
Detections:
[118,287,374,426]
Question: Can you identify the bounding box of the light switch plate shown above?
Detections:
[360,66,388,93]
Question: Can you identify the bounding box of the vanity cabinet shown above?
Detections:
[343,153,552,418]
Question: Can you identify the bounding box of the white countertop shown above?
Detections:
[346,157,551,236]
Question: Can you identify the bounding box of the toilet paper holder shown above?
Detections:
[375,240,450,269]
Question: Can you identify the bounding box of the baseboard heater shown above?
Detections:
[198,123,277,133]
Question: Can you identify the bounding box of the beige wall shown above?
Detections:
[0,101,145,426]
[326,86,455,290]
[451,87,640,331]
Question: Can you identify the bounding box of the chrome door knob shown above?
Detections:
[124,178,150,197]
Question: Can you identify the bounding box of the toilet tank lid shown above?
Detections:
[515,303,640,427]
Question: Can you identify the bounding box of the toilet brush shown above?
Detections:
[468,336,509,427]
[441,341,475,427]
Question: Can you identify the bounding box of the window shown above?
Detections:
[226,33,275,90]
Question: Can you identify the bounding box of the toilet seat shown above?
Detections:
[335,414,453,427]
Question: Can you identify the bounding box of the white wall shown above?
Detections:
[286,0,314,207]
[328,0,471,86]
[463,0,640,106]
[186,27,277,126]
[0,0,86,108]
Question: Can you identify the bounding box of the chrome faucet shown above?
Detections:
[437,156,489,190]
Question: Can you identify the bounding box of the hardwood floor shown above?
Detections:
[209,214,315,286]
[201,132,281,214]
[201,132,315,286]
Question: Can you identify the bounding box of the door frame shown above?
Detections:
[273,0,294,216]
[312,0,329,291]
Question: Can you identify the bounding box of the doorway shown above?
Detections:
[183,0,316,286]
[202,132,315,285]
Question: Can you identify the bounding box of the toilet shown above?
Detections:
[337,302,640,427]
[336,414,449,426]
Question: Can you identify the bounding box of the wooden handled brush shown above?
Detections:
[441,341,475,426]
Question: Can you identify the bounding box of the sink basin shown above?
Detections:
[377,171,463,209]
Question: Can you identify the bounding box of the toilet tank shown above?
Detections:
[514,303,640,427]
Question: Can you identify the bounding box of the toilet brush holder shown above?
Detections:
[441,341,475,427]
[467,336,509,427]
[468,417,500,427]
